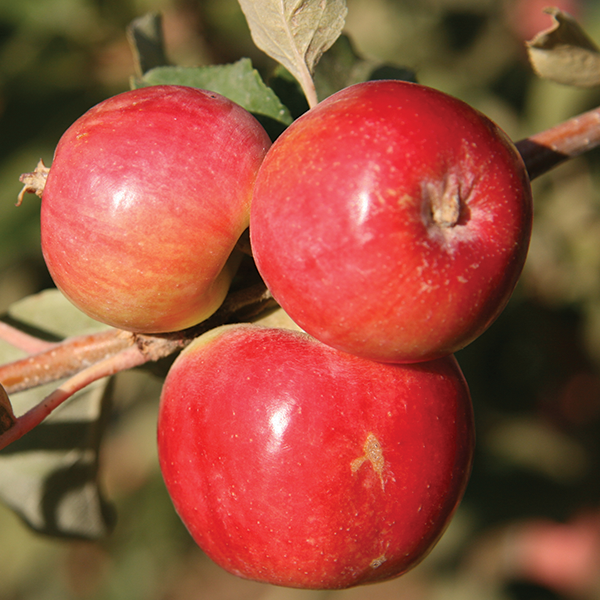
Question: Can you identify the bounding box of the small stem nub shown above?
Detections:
[426,177,462,228]
[432,192,461,228]
[17,159,49,206]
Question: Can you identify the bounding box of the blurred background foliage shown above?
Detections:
[2,0,600,599]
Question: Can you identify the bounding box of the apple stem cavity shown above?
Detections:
[425,175,463,229]
[431,188,462,228]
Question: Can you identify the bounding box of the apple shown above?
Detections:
[250,80,533,363]
[40,85,271,333]
[157,324,474,589]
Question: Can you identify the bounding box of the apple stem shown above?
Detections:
[516,106,600,180]
[425,176,462,228]
[431,191,461,228]
[16,159,49,206]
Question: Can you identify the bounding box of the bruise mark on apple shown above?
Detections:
[351,432,385,490]
[369,552,388,569]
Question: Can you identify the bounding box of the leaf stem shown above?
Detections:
[0,322,57,354]
[298,67,319,108]
[516,105,600,180]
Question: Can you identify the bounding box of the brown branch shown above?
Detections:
[0,344,151,451]
[516,106,600,181]
[0,282,274,397]
[0,282,275,450]
[0,329,133,395]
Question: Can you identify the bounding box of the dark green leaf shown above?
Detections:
[126,12,170,77]
[268,66,311,121]
[132,58,292,138]
[314,34,417,101]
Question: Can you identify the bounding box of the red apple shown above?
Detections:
[157,324,474,589]
[40,85,271,333]
[250,80,533,363]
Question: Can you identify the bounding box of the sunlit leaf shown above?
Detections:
[237,0,348,106]
[7,288,109,339]
[526,7,600,87]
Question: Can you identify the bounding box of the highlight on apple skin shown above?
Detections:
[250,80,533,364]
[40,85,271,333]
[157,324,475,589]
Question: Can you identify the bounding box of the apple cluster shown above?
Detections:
[38,80,533,589]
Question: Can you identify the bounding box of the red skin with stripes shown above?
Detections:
[41,85,271,333]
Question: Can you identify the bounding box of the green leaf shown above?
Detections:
[126,12,170,77]
[526,7,600,87]
[0,378,116,539]
[0,290,115,539]
[132,58,292,139]
[313,33,417,101]
[8,288,109,339]
[237,0,348,106]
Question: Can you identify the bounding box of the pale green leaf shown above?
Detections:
[0,290,115,539]
[8,288,109,339]
[526,7,600,87]
[0,378,115,539]
[237,0,348,106]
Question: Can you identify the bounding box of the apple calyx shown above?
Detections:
[17,159,49,206]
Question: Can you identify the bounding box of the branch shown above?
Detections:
[0,344,151,451]
[516,106,600,180]
[0,283,275,450]
[0,282,274,396]
[0,321,56,354]
[0,329,133,394]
